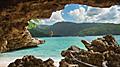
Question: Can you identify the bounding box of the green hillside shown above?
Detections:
[78,23,120,36]
[28,22,120,37]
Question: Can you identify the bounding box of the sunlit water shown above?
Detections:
[0,35,120,67]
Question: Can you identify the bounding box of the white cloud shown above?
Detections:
[65,4,69,8]
[87,7,103,16]
[49,10,64,22]
[68,7,86,22]
[42,4,120,25]
[68,5,120,24]
[39,10,64,25]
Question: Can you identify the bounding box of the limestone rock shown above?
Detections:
[0,27,44,52]
[82,35,119,53]
[60,46,105,67]
[60,35,120,67]
[8,55,56,67]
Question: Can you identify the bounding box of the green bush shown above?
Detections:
[27,19,43,29]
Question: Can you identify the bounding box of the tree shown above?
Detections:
[27,19,43,29]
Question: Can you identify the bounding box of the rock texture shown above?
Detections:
[0,0,120,52]
[8,55,55,67]
[60,35,120,67]
[0,26,45,52]
[0,0,62,52]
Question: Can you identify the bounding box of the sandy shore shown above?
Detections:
[0,58,16,67]
[0,57,22,67]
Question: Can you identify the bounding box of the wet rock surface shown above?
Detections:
[8,55,56,67]
[60,35,120,67]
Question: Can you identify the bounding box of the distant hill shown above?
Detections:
[28,25,50,37]
[28,22,120,37]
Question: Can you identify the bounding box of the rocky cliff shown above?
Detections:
[0,25,44,52]
[0,0,120,52]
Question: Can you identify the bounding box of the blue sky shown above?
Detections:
[39,4,120,25]
[62,4,88,21]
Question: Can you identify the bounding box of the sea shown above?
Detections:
[0,35,120,67]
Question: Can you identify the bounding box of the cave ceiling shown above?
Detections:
[0,0,120,23]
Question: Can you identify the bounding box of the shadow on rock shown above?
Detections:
[60,35,120,67]
[8,55,56,67]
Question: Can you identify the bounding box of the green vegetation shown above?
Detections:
[29,28,49,37]
[28,22,120,37]
[78,23,120,36]
[27,19,43,29]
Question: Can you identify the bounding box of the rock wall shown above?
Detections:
[60,35,120,67]
[0,0,120,52]
[0,25,39,52]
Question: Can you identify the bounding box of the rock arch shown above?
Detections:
[0,0,120,52]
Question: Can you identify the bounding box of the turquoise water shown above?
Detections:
[0,35,120,66]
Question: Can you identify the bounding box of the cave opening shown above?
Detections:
[27,3,120,37]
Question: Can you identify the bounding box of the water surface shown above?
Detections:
[0,35,120,67]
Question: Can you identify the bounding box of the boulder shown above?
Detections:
[8,55,56,67]
[82,35,119,53]
[60,35,120,67]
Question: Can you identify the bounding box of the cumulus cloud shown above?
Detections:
[49,10,64,22]
[68,5,120,24]
[87,7,103,16]
[41,4,120,25]
[96,6,120,23]
[40,10,64,25]
[68,7,86,22]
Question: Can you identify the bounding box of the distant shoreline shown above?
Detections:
[35,34,120,38]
